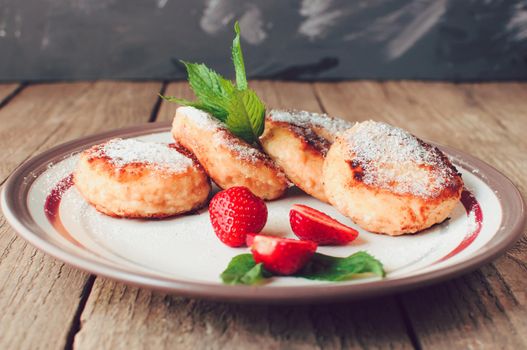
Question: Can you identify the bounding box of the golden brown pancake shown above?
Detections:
[260,109,353,202]
[74,138,211,218]
[323,121,463,235]
[172,106,288,200]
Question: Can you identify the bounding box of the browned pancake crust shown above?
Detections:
[74,141,211,218]
[172,107,288,200]
[260,110,353,202]
[323,121,464,235]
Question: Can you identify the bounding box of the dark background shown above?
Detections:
[1,0,526,81]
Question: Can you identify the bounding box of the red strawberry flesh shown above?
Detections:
[290,204,358,245]
[249,234,317,275]
[209,187,267,247]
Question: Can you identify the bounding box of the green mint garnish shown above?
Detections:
[232,22,247,91]
[297,252,385,281]
[220,251,385,286]
[226,89,265,144]
[161,21,265,145]
[220,254,270,285]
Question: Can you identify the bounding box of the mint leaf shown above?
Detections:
[162,22,266,144]
[232,21,247,91]
[182,61,234,100]
[180,61,236,121]
[298,252,385,281]
[220,254,269,285]
[241,89,265,137]
[241,263,267,285]
[159,95,225,117]
[226,89,265,143]
[221,251,384,286]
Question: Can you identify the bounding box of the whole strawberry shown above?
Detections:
[209,186,268,247]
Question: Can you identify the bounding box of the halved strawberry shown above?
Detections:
[289,204,358,245]
[248,234,317,275]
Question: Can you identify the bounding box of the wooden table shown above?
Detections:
[0,81,526,349]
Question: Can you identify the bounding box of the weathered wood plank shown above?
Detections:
[314,81,527,349]
[251,80,324,113]
[76,278,413,350]
[74,80,414,350]
[156,81,193,122]
[0,84,21,105]
[400,269,526,349]
[0,81,161,349]
[460,83,527,148]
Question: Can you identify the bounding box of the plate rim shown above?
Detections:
[1,122,525,303]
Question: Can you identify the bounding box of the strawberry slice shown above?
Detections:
[248,234,317,275]
[289,204,358,245]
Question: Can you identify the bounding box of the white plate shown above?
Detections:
[2,123,525,303]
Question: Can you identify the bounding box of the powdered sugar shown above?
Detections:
[92,138,193,173]
[269,109,354,135]
[213,132,263,163]
[177,107,265,164]
[466,209,479,235]
[346,121,458,197]
[178,106,220,131]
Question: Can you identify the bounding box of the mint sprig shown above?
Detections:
[232,22,247,91]
[298,252,386,281]
[161,21,265,145]
[221,254,270,285]
[226,89,266,143]
[220,251,385,286]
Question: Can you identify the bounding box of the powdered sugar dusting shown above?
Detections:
[269,109,354,135]
[180,107,279,166]
[91,138,193,173]
[178,106,220,131]
[346,121,459,197]
[213,132,263,163]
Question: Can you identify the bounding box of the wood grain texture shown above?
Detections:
[76,278,413,350]
[74,81,414,350]
[0,81,161,349]
[156,82,193,122]
[315,81,527,349]
[0,84,20,104]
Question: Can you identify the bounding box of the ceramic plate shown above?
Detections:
[2,123,525,303]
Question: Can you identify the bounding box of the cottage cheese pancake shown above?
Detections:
[260,109,353,202]
[323,121,463,235]
[74,138,211,218]
[172,106,288,200]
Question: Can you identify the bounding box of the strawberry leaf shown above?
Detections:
[297,252,385,281]
[232,21,247,91]
[220,254,270,285]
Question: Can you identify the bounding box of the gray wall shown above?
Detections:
[1,0,526,81]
